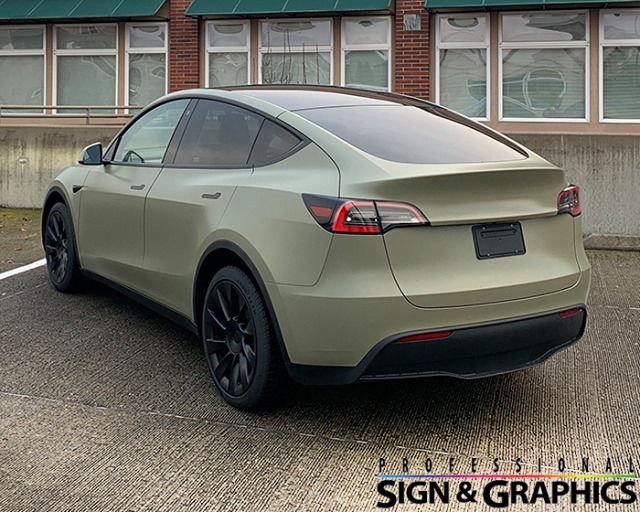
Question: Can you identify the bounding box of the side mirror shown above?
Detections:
[79,143,103,165]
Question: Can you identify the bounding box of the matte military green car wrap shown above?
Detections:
[43,86,590,401]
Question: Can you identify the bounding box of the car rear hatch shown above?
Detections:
[343,160,582,308]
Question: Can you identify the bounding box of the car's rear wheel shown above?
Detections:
[44,202,82,292]
[202,266,283,410]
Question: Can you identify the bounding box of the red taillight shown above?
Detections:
[396,331,453,343]
[303,194,429,234]
[557,185,581,217]
[332,200,380,234]
[559,307,582,318]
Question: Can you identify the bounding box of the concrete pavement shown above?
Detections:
[0,249,639,511]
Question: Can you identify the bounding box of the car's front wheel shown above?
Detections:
[44,202,82,292]
[202,266,283,410]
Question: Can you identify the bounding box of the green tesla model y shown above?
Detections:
[42,86,590,409]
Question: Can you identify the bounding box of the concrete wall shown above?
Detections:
[0,127,117,208]
[513,134,640,237]
[0,127,638,236]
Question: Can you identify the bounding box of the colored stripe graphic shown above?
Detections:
[377,474,638,480]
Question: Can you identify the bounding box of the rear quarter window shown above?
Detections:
[297,105,527,164]
[249,120,302,165]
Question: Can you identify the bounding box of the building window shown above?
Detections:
[436,14,489,120]
[206,21,250,87]
[600,11,640,122]
[500,12,589,121]
[126,23,167,108]
[0,26,45,113]
[342,17,391,91]
[260,19,332,85]
[54,25,118,113]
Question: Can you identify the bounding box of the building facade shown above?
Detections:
[0,0,638,238]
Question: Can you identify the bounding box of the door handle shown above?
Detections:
[202,193,221,200]
[130,184,145,191]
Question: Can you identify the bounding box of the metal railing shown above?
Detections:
[0,105,140,125]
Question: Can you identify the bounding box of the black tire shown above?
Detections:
[43,202,82,292]
[202,266,284,410]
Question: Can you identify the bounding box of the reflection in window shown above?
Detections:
[114,99,189,164]
[0,27,45,113]
[437,15,489,119]
[127,24,167,108]
[502,48,586,119]
[55,25,118,113]
[500,13,588,120]
[601,12,640,120]
[174,100,263,167]
[250,120,301,164]
[207,22,249,87]
[260,20,332,85]
[343,18,391,91]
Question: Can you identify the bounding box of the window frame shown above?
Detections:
[258,18,334,85]
[599,9,640,124]
[435,13,490,121]
[340,16,392,92]
[205,20,251,88]
[0,24,46,115]
[125,22,168,111]
[53,23,119,115]
[498,10,590,123]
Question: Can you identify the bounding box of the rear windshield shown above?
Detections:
[297,105,527,164]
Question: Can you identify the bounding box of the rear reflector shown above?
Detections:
[396,331,453,343]
[559,307,583,318]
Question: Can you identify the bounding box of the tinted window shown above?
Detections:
[174,99,262,167]
[297,105,527,164]
[114,99,189,164]
[249,120,302,165]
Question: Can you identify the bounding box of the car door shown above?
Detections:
[78,98,191,289]
[142,99,263,315]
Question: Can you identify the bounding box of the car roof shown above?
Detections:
[215,85,434,112]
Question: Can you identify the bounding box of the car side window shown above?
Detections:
[249,120,302,165]
[113,99,190,165]
[173,100,263,167]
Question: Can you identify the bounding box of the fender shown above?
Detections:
[42,185,74,244]
[193,240,292,365]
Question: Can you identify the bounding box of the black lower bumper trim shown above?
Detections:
[286,306,587,385]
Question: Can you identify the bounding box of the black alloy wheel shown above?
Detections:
[44,210,69,284]
[202,266,283,410]
[204,280,257,396]
[44,202,82,292]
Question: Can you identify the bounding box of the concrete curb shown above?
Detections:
[584,233,640,252]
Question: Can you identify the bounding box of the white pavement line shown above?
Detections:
[0,259,46,281]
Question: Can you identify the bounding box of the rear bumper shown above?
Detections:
[287,306,586,385]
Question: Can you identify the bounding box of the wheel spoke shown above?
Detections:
[207,307,227,330]
[52,214,62,238]
[59,252,68,279]
[238,318,254,336]
[217,288,231,321]
[213,352,233,383]
[46,224,58,242]
[229,356,240,395]
[239,354,251,389]
[242,341,256,367]
[44,243,57,254]
[205,337,226,354]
